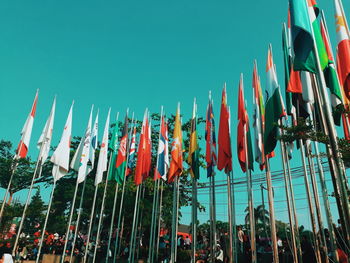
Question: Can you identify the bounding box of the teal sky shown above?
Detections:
[0,0,349,230]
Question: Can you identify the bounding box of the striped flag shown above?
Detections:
[188,99,200,179]
[154,116,169,181]
[17,90,38,159]
[205,92,217,177]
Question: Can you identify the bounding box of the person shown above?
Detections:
[301,235,316,263]
[237,226,244,253]
[184,236,191,250]
[215,244,224,263]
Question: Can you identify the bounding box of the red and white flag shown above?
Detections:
[16,90,39,159]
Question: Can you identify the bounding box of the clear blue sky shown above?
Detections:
[0,0,348,230]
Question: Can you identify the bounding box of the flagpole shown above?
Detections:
[61,176,80,263]
[82,181,99,263]
[278,120,298,263]
[191,177,198,263]
[92,151,114,263]
[148,107,163,263]
[209,174,217,263]
[170,177,178,263]
[307,0,350,245]
[155,180,164,260]
[105,182,119,262]
[225,173,234,263]
[243,120,256,263]
[175,176,180,262]
[12,157,42,256]
[150,179,161,262]
[281,117,303,262]
[128,184,140,263]
[69,176,88,263]
[35,178,57,263]
[135,183,146,261]
[114,115,135,260]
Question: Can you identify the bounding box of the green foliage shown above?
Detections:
[23,188,45,235]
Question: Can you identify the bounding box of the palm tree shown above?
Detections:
[244,205,270,236]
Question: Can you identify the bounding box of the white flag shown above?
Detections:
[37,96,56,163]
[95,109,110,186]
[88,111,99,174]
[50,102,73,182]
[70,106,93,183]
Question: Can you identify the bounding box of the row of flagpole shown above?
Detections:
[3,1,350,263]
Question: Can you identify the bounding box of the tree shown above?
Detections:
[24,188,45,236]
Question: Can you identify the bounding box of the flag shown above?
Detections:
[114,113,129,184]
[108,114,120,181]
[252,62,265,170]
[144,118,152,179]
[168,104,183,183]
[135,109,152,185]
[126,126,137,176]
[188,100,200,180]
[237,75,254,172]
[70,106,93,183]
[334,0,350,101]
[16,90,38,159]
[320,19,344,125]
[154,115,169,181]
[50,102,73,182]
[88,111,99,174]
[217,84,232,173]
[205,92,217,177]
[264,46,284,155]
[95,109,111,186]
[37,96,55,163]
[289,0,327,73]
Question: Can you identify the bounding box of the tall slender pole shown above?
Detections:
[209,174,217,263]
[191,178,197,263]
[69,177,88,263]
[155,180,164,260]
[226,174,234,263]
[243,123,256,263]
[92,153,114,263]
[170,178,178,263]
[135,184,146,261]
[12,158,42,256]
[265,159,279,263]
[35,179,57,263]
[106,182,119,262]
[175,177,180,261]
[260,184,268,239]
[61,178,80,262]
[148,180,158,262]
[305,143,329,263]
[299,139,322,263]
[83,184,99,263]
[128,185,140,263]
[279,123,297,263]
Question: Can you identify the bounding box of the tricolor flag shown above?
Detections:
[252,62,265,170]
[108,114,120,181]
[70,106,93,183]
[114,113,129,184]
[264,46,284,155]
[17,90,38,159]
[95,109,111,186]
[237,75,254,172]
[320,19,344,125]
[127,125,137,176]
[334,0,350,101]
[168,103,183,183]
[50,102,73,182]
[154,115,169,181]
[205,92,217,177]
[135,109,152,185]
[217,84,232,173]
[188,99,200,180]
[88,112,99,174]
[37,96,55,163]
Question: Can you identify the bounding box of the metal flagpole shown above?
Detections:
[279,122,298,263]
[305,143,329,263]
[225,173,234,263]
[61,177,80,262]
[175,177,180,262]
[106,182,119,262]
[12,157,42,256]
[191,178,198,263]
[151,179,161,262]
[128,185,140,263]
[243,122,256,263]
[114,116,135,260]
[92,153,114,263]
[170,178,178,263]
[281,118,303,262]
[307,1,350,246]
[69,177,88,263]
[209,175,214,263]
[265,159,279,263]
[155,180,164,260]
[135,184,146,261]
[148,180,158,262]
[209,174,217,263]
[36,179,57,263]
[83,182,99,263]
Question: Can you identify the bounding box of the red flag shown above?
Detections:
[217,84,232,173]
[287,66,302,93]
[237,75,248,172]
